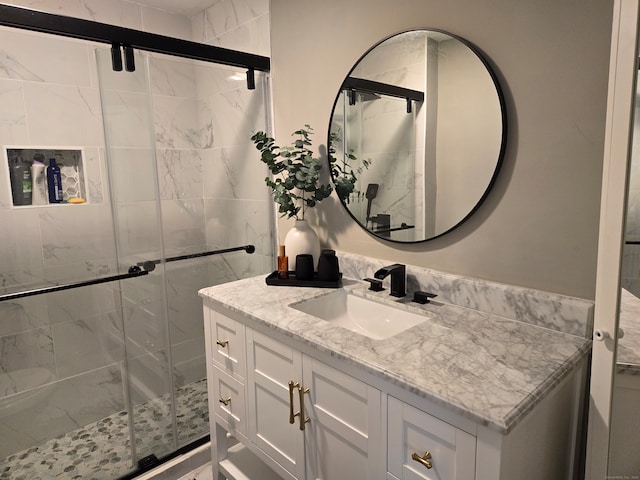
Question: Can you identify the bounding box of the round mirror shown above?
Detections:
[328,29,506,243]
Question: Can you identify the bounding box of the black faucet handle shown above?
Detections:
[363,277,384,292]
[412,291,437,304]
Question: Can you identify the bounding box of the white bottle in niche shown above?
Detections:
[31,153,47,205]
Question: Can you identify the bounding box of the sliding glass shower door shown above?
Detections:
[95,46,274,465]
[96,48,177,465]
[0,20,272,479]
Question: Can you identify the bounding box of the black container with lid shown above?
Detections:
[317,249,340,281]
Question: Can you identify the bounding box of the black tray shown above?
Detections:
[265,271,342,288]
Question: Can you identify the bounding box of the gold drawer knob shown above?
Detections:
[216,340,229,348]
[219,397,231,406]
[411,451,433,469]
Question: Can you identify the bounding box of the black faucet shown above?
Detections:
[374,263,406,298]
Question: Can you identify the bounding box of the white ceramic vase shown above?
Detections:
[284,219,321,271]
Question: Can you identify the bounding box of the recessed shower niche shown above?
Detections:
[5,147,87,207]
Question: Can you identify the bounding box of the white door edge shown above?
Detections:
[586,1,639,478]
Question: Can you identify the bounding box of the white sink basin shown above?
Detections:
[290,289,428,340]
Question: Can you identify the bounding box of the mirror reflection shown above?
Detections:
[329,29,506,242]
[609,77,640,476]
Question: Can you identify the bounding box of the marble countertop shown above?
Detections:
[618,288,640,374]
[199,275,591,434]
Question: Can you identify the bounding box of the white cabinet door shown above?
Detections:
[246,328,306,479]
[388,396,476,480]
[302,355,383,480]
[246,327,383,480]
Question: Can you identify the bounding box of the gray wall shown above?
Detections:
[270,0,613,300]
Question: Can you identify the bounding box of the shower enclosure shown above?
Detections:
[0,6,273,479]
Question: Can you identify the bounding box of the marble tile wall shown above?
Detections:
[3,0,193,40]
[191,0,270,57]
[188,0,274,273]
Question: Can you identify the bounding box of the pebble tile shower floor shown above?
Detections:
[0,379,208,480]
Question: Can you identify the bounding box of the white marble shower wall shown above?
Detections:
[191,0,270,57]
[188,0,273,282]
[168,0,274,389]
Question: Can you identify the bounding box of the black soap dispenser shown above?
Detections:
[317,249,340,281]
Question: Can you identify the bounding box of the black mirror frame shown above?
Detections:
[327,28,508,244]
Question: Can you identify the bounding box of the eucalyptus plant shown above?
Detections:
[251,125,333,220]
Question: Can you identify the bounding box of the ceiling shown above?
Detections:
[133,0,214,16]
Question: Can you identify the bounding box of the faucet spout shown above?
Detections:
[374,263,406,298]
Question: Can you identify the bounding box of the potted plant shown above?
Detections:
[251,125,333,269]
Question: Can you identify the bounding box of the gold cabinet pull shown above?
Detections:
[219,397,231,406]
[411,451,433,469]
[297,385,310,430]
[288,381,300,424]
[216,339,229,348]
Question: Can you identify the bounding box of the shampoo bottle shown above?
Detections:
[47,158,63,203]
[9,155,32,206]
[277,245,289,279]
[31,154,47,205]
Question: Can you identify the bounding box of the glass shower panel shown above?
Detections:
[96,48,176,463]
[97,47,274,458]
[146,53,273,448]
[0,18,272,479]
[0,27,136,480]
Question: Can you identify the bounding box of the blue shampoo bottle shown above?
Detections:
[47,158,63,203]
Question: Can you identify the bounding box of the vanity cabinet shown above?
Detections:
[205,304,383,480]
[205,304,475,480]
[203,298,586,480]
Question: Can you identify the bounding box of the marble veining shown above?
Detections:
[338,251,594,338]
[201,0,268,40]
[199,274,590,434]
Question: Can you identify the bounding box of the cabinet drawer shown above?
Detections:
[211,311,245,380]
[212,367,246,438]
[388,396,476,480]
